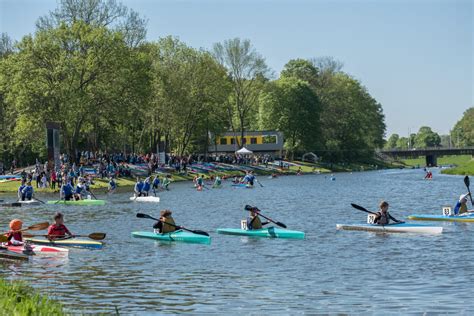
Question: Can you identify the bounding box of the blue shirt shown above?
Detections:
[134,181,144,193]
[62,183,73,195]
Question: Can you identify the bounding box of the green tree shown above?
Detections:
[259,77,322,160]
[414,126,441,148]
[213,38,268,147]
[385,134,399,149]
[396,137,409,149]
[451,107,474,147]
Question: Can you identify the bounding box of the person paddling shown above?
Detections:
[142,177,151,196]
[61,179,74,201]
[47,212,73,240]
[162,175,171,190]
[454,194,471,215]
[213,175,222,188]
[74,178,87,200]
[152,175,160,194]
[373,201,403,225]
[196,174,204,190]
[21,180,34,201]
[134,177,144,197]
[108,177,117,193]
[17,179,26,201]
[246,206,269,230]
[153,210,179,234]
[6,219,24,246]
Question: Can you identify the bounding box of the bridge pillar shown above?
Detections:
[426,154,437,167]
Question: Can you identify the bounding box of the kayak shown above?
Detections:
[0,247,29,261]
[18,200,41,206]
[216,227,305,239]
[47,199,106,205]
[0,202,21,207]
[132,230,211,244]
[25,238,103,249]
[408,213,474,222]
[129,196,160,203]
[231,183,253,188]
[336,223,443,234]
[5,244,69,255]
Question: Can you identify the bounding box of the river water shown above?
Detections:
[0,169,473,314]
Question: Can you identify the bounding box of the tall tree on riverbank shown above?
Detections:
[414,126,441,148]
[451,107,474,147]
[213,38,269,147]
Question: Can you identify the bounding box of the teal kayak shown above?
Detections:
[47,199,106,206]
[408,213,474,222]
[132,230,211,244]
[216,227,305,239]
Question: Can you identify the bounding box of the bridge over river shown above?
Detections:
[379,147,474,166]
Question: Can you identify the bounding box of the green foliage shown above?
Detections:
[385,133,399,149]
[451,107,474,147]
[413,126,441,148]
[0,278,66,315]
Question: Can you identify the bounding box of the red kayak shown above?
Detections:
[5,244,69,255]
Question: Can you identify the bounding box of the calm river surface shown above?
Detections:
[1,169,473,314]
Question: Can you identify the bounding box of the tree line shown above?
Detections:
[384,107,473,150]
[0,0,386,167]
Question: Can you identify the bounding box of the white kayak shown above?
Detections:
[17,199,41,206]
[336,222,443,234]
[129,196,160,203]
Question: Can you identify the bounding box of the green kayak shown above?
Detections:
[216,227,305,239]
[132,230,211,244]
[46,199,106,206]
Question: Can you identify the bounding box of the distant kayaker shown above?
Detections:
[196,175,204,189]
[134,177,144,197]
[454,194,471,215]
[74,178,87,200]
[152,175,160,192]
[21,180,34,201]
[213,175,222,188]
[153,210,179,234]
[47,212,73,240]
[6,219,24,246]
[142,177,151,196]
[245,206,269,230]
[17,179,26,200]
[162,175,171,190]
[61,179,74,201]
[108,177,117,193]
[373,201,403,225]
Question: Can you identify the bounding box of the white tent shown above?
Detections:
[236,147,253,154]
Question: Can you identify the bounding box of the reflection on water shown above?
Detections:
[0,169,473,313]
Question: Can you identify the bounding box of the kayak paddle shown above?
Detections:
[256,179,264,188]
[23,232,106,240]
[244,205,287,228]
[464,176,473,206]
[136,213,210,237]
[351,203,404,223]
[0,222,50,242]
[33,196,46,204]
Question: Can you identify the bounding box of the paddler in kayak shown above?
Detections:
[213,175,222,188]
[17,179,26,201]
[373,201,404,225]
[196,174,204,190]
[245,205,269,230]
[6,219,24,246]
[134,177,144,197]
[162,175,172,190]
[152,175,160,194]
[142,177,151,196]
[20,180,34,201]
[153,210,179,234]
[454,194,471,215]
[108,177,117,193]
[61,179,74,201]
[47,212,73,240]
[73,177,87,200]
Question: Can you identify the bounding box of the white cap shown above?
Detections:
[459,194,469,202]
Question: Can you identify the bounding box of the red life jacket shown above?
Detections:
[47,224,71,238]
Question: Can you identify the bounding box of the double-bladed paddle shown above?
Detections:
[464,176,473,206]
[32,196,46,204]
[244,205,287,228]
[22,232,106,240]
[136,213,209,237]
[351,203,403,223]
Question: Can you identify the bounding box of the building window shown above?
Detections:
[230,138,235,145]
[242,137,247,144]
[220,138,227,145]
[263,135,277,144]
[250,137,257,144]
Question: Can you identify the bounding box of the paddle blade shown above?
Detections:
[27,222,49,231]
[275,222,287,229]
[192,230,210,237]
[0,235,8,242]
[464,176,470,188]
[88,233,106,240]
[136,213,159,221]
[22,233,34,238]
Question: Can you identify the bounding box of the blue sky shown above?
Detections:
[1,0,472,137]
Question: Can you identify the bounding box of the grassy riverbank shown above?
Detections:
[0,278,66,315]
[0,160,397,194]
